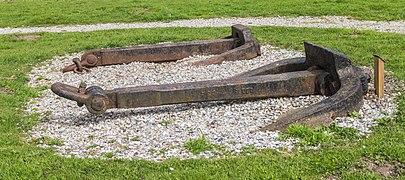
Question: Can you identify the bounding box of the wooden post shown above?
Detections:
[373,55,385,98]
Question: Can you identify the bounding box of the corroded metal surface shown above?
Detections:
[52,69,326,114]
[62,24,261,73]
[258,42,370,131]
[52,42,369,131]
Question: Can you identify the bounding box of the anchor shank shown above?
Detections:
[109,70,326,110]
[98,39,238,65]
[62,24,261,73]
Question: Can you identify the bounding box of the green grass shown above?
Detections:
[282,124,359,146]
[0,26,404,179]
[251,27,405,80]
[348,111,362,118]
[130,137,141,141]
[30,136,64,146]
[184,135,214,155]
[0,0,404,27]
[160,120,173,126]
[102,152,116,159]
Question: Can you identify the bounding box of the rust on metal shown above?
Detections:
[257,42,370,131]
[52,42,369,131]
[62,24,261,74]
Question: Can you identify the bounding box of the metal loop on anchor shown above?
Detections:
[72,58,91,74]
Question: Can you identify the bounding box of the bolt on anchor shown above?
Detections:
[62,24,261,74]
[52,42,370,131]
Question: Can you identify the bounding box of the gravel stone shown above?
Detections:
[25,45,401,161]
[2,16,405,35]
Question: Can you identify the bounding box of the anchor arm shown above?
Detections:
[258,42,370,131]
[258,66,365,131]
[192,40,260,66]
[232,57,307,78]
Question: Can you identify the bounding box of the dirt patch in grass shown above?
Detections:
[133,8,151,15]
[353,157,405,177]
[0,86,12,95]
[15,34,41,41]
[324,175,338,180]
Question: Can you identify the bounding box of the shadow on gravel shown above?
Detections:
[58,100,233,126]
[57,98,277,126]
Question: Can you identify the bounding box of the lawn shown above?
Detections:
[0,0,404,27]
[0,26,404,179]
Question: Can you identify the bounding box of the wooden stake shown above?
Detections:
[373,55,385,98]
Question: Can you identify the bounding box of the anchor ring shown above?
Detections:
[72,58,91,74]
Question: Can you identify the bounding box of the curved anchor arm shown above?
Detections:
[192,41,260,66]
[258,42,370,131]
[258,67,366,131]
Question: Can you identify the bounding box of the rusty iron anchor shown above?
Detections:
[62,24,261,74]
[52,42,369,131]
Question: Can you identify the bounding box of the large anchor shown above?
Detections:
[62,24,261,74]
[52,42,369,131]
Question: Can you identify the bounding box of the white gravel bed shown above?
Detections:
[2,16,405,35]
[335,70,402,136]
[25,45,400,161]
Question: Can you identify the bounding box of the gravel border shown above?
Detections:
[7,12,403,162]
[25,45,402,161]
[2,16,405,35]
